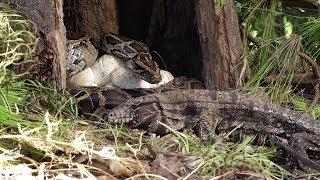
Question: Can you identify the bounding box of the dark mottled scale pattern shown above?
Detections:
[101,113,109,122]
[263,100,270,113]
[101,32,162,84]
[123,45,136,54]
[77,92,101,118]
[104,34,122,45]
[110,89,320,142]
[230,92,238,104]
[107,89,320,170]
[100,90,129,109]
[125,89,151,98]
[74,77,205,121]
[138,53,157,71]
[182,105,202,117]
[210,90,218,101]
[130,42,148,52]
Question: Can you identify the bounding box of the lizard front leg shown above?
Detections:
[290,133,320,170]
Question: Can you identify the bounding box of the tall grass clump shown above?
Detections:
[301,17,320,60]
[238,0,279,87]
[243,35,304,103]
[0,3,39,127]
[238,0,311,104]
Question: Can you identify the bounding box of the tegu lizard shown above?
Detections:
[73,77,205,119]
[101,32,162,84]
[106,90,320,171]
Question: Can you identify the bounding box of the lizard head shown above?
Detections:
[108,105,136,124]
[107,96,158,124]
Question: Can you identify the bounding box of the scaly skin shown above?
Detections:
[107,89,320,171]
[73,77,205,119]
[101,32,161,84]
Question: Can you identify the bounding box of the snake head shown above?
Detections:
[135,53,162,84]
[102,32,162,84]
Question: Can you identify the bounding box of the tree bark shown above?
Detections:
[147,0,203,81]
[195,0,242,90]
[64,0,119,48]
[117,0,154,41]
[148,0,242,90]
[1,0,67,90]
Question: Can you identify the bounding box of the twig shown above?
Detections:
[308,83,320,112]
[160,164,181,179]
[240,26,261,48]
[125,174,168,180]
[264,73,318,85]
[183,160,204,180]
[234,171,266,179]
[210,171,234,180]
[298,52,320,79]
[298,52,320,111]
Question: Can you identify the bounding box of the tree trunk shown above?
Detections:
[64,0,119,48]
[147,0,203,81]
[283,0,318,9]
[4,0,242,91]
[2,0,119,89]
[147,0,242,90]
[2,0,67,89]
[195,0,242,90]
[117,0,154,41]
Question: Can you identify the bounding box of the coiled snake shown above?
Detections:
[66,32,201,117]
[67,33,164,87]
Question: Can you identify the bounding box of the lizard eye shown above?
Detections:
[133,112,138,118]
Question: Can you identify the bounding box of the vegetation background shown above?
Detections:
[0,1,319,179]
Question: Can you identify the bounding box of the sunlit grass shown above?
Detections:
[238,0,315,107]
[0,3,40,127]
[301,17,320,60]
[242,35,306,103]
[200,136,290,179]
[292,96,320,119]
[239,0,280,87]
[150,126,292,179]
[0,3,38,82]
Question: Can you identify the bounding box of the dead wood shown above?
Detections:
[1,0,67,89]
[64,0,119,48]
